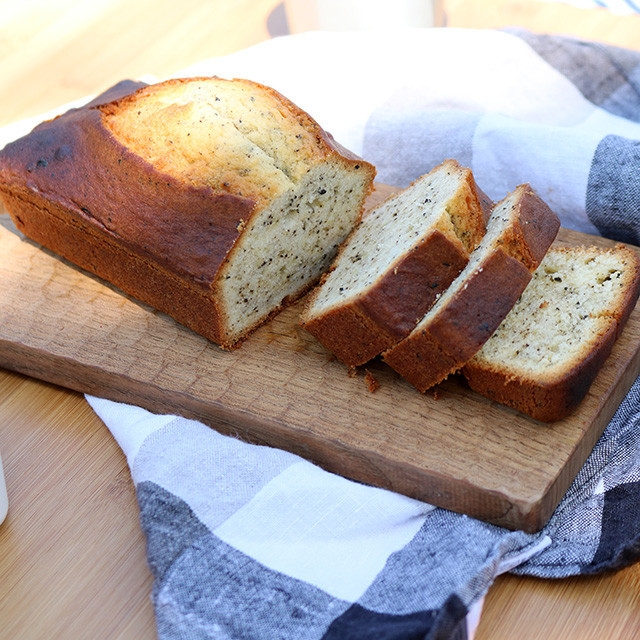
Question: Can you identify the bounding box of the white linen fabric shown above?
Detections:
[87,373,640,639]
[8,26,640,639]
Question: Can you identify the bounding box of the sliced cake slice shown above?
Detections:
[299,159,488,367]
[383,184,560,392]
[463,244,640,422]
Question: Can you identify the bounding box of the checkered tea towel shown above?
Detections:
[85,28,640,639]
[87,375,640,639]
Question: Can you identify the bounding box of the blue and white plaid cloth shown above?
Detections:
[84,29,640,639]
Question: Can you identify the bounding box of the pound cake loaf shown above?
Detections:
[383,184,560,392]
[463,244,640,422]
[299,160,487,367]
[0,77,376,349]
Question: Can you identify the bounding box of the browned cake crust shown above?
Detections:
[462,245,640,422]
[300,230,471,366]
[464,326,619,423]
[0,77,376,349]
[0,81,241,343]
[383,184,560,392]
[300,160,487,367]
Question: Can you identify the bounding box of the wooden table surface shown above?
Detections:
[1,1,639,638]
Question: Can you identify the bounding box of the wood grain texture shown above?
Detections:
[0,371,155,639]
[1,190,639,533]
[479,565,640,639]
[444,0,640,51]
[0,0,282,127]
[1,1,640,638]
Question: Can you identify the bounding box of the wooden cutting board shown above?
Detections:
[1,189,639,532]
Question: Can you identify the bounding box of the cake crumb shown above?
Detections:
[364,369,380,393]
